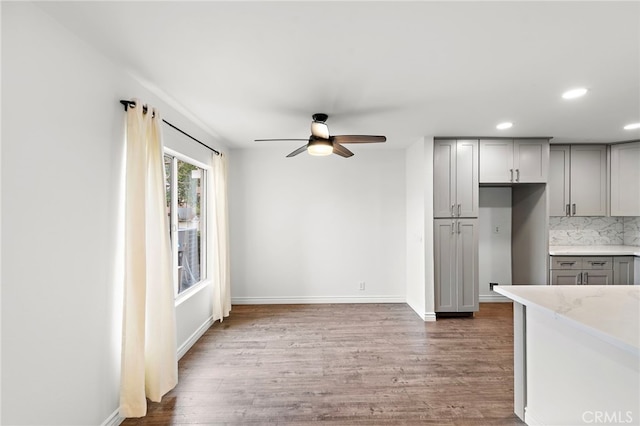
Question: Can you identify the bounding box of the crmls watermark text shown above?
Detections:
[582,411,634,424]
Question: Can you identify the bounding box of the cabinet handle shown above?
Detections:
[565,204,570,216]
[451,205,455,217]
[510,169,514,182]
[572,204,576,216]
[590,261,606,266]
[516,169,520,182]
[451,221,455,234]
[457,221,461,234]
[584,272,588,284]
[560,262,576,266]
[576,272,582,285]
[457,204,461,217]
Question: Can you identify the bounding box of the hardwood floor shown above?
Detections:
[123,303,524,425]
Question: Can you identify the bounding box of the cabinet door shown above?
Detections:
[570,145,607,216]
[514,139,548,183]
[548,146,570,216]
[456,140,479,218]
[457,219,479,312]
[551,270,582,285]
[434,140,456,218]
[613,257,635,285]
[610,142,640,216]
[434,220,457,312]
[582,270,612,285]
[479,139,513,183]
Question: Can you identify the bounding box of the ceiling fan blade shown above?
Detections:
[255,138,308,142]
[331,135,386,144]
[332,143,354,158]
[286,144,308,158]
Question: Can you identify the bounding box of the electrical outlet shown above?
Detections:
[359,281,366,291]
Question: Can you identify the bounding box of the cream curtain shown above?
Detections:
[209,152,231,322]
[120,100,177,418]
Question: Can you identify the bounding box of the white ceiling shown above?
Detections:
[37,1,640,150]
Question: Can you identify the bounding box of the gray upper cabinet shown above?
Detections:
[548,145,607,216]
[434,139,478,218]
[479,139,549,184]
[610,141,640,216]
[549,146,571,216]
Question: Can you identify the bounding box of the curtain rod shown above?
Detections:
[119,100,220,156]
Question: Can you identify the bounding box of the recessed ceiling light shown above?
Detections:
[496,122,513,130]
[562,88,588,99]
[623,122,640,130]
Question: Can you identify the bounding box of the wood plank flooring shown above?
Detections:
[123,303,524,425]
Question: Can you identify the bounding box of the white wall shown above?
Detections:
[479,187,512,301]
[228,146,406,303]
[404,137,436,320]
[1,3,222,425]
[405,139,426,317]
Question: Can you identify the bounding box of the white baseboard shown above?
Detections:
[101,315,216,426]
[480,294,511,303]
[423,312,437,322]
[101,409,123,426]
[231,295,405,304]
[177,315,215,360]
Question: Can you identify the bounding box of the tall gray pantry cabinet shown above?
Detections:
[433,139,479,313]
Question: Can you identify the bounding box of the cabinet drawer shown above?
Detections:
[582,257,613,270]
[551,257,582,270]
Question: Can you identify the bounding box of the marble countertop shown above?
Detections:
[549,245,640,256]
[494,285,640,355]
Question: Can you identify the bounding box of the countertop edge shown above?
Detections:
[549,245,640,256]
[494,286,639,356]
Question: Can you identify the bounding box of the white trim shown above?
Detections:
[164,147,212,171]
[480,294,511,303]
[232,295,405,305]
[423,312,437,322]
[175,279,212,307]
[406,300,426,320]
[101,409,123,426]
[177,315,215,360]
[387,300,436,322]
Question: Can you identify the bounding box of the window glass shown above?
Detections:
[165,153,206,295]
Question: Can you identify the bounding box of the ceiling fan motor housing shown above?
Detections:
[312,113,328,123]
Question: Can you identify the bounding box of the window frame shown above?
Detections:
[164,147,210,300]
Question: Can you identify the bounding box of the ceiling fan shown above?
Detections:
[255,113,386,158]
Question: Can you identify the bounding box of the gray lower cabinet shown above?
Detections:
[613,257,635,285]
[550,256,633,285]
[434,218,479,312]
[550,269,613,285]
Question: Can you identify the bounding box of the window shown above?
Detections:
[164,152,206,295]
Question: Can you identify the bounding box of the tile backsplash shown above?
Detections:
[624,216,640,246]
[549,216,640,246]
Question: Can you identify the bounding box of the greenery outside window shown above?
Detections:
[164,152,207,295]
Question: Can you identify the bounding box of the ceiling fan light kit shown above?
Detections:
[256,113,386,158]
[307,138,333,156]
